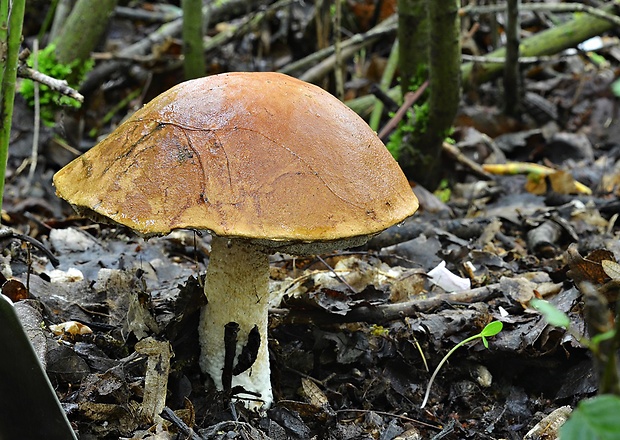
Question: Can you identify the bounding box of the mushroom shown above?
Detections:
[53,72,418,410]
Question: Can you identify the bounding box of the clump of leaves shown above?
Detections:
[19,44,92,126]
[420,320,503,408]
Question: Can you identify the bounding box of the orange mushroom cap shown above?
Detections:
[54,72,418,248]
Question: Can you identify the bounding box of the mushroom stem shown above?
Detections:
[198,235,272,409]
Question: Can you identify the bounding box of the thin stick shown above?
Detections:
[28,40,40,181]
[333,0,344,100]
[377,80,428,140]
[17,61,84,102]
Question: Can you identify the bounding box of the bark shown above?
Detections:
[53,0,118,64]
[400,0,461,189]
[503,0,521,117]
[397,0,429,92]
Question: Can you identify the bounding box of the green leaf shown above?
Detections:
[480,321,503,337]
[530,299,571,329]
[560,395,620,440]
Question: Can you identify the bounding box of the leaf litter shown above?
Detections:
[7,2,620,439]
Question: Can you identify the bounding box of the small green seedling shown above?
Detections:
[420,320,503,408]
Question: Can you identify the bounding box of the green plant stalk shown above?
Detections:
[420,321,502,408]
[0,0,26,218]
[502,0,521,117]
[182,0,206,80]
[0,1,10,101]
[37,0,59,42]
[369,39,399,132]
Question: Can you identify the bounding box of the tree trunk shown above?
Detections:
[53,0,118,64]
[399,0,461,189]
[397,0,429,93]
[503,0,521,117]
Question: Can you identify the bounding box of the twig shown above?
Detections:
[461,1,620,88]
[300,39,366,84]
[333,0,344,100]
[16,49,84,103]
[160,407,202,440]
[0,228,60,267]
[114,5,182,23]
[461,54,560,64]
[28,40,40,182]
[316,255,357,294]
[278,283,501,325]
[336,408,441,430]
[377,81,428,141]
[203,0,293,55]
[441,142,493,181]
[81,0,267,93]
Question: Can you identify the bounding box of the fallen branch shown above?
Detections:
[276,283,501,325]
[17,65,84,103]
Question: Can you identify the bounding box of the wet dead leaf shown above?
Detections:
[2,279,30,301]
[566,244,613,285]
[301,378,329,408]
[135,337,173,424]
[601,260,620,280]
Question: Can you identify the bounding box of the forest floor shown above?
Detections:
[5,1,620,439]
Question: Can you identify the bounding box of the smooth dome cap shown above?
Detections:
[53,72,418,244]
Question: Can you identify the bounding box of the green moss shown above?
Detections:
[19,44,92,126]
[434,179,451,202]
[385,101,430,161]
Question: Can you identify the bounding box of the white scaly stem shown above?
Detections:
[198,235,272,410]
